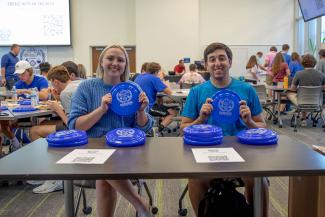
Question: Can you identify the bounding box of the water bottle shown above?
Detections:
[283,76,289,89]
[12,86,17,103]
[31,88,38,106]
[34,88,39,105]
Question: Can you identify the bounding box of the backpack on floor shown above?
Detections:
[198,178,253,217]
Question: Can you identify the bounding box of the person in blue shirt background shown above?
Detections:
[281,44,291,65]
[1,44,20,90]
[288,52,304,81]
[14,60,49,100]
[135,62,177,133]
[68,45,153,217]
[181,42,269,217]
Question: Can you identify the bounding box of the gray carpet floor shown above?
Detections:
[0,114,323,217]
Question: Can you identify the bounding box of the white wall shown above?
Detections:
[199,0,294,76]
[1,0,295,77]
[136,0,200,73]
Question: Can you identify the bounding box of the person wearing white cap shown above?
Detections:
[14,60,49,100]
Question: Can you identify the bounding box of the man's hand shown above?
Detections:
[239,100,253,125]
[16,89,31,95]
[199,98,213,121]
[47,100,61,113]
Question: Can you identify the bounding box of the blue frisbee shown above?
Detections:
[110,82,142,116]
[46,130,87,144]
[0,106,8,111]
[237,128,277,141]
[211,90,240,124]
[12,106,37,112]
[183,124,223,138]
[237,128,278,145]
[185,134,223,142]
[183,137,222,146]
[238,138,278,145]
[18,100,32,105]
[48,139,88,147]
[106,128,146,147]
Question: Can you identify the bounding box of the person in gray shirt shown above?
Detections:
[29,65,82,194]
[316,49,325,74]
[287,54,325,125]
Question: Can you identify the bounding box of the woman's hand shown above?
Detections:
[138,92,149,112]
[100,93,112,113]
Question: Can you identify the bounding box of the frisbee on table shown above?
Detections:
[106,128,146,147]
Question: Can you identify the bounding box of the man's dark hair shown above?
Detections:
[270,46,278,52]
[301,54,317,68]
[147,62,161,74]
[282,44,290,51]
[204,42,233,63]
[61,61,79,78]
[319,49,325,58]
[39,62,51,73]
[10,44,19,50]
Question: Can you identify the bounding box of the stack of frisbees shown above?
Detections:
[46,130,88,147]
[183,124,223,146]
[106,128,146,147]
[237,128,278,145]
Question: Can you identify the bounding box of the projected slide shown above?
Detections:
[299,0,325,21]
[0,0,71,46]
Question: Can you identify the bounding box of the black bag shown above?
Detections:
[198,178,253,217]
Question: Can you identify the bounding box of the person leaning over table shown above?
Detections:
[14,60,49,100]
[180,42,269,217]
[67,45,154,217]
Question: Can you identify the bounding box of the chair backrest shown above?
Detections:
[253,84,268,104]
[181,83,194,89]
[297,86,323,106]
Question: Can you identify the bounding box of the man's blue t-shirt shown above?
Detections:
[282,53,291,65]
[289,61,304,78]
[182,79,263,136]
[15,75,49,91]
[1,52,19,79]
[134,73,167,108]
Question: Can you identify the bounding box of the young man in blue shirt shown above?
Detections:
[1,44,20,90]
[135,62,177,133]
[181,42,269,217]
[14,60,49,100]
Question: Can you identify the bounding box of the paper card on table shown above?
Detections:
[192,148,245,163]
[56,149,116,164]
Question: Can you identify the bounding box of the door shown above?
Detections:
[91,46,136,77]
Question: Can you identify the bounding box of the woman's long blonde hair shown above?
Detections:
[246,55,258,69]
[96,45,130,82]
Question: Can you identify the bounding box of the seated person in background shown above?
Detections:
[179,64,205,87]
[287,54,325,126]
[0,61,49,152]
[316,49,325,74]
[135,62,177,133]
[77,63,87,79]
[39,62,51,78]
[68,45,154,217]
[61,61,81,81]
[14,60,49,100]
[288,52,304,83]
[174,59,186,74]
[29,65,82,194]
[181,42,269,217]
[131,62,149,81]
